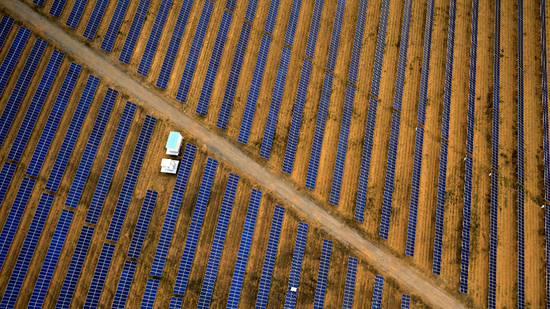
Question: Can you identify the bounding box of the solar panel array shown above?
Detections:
[391,0,413,111]
[66,0,90,29]
[65,88,118,208]
[197,173,239,308]
[119,0,151,64]
[432,140,448,275]
[26,62,82,177]
[378,111,400,227]
[55,225,95,309]
[0,177,35,270]
[460,155,473,293]
[284,0,303,47]
[27,209,74,309]
[326,0,345,71]
[546,204,550,307]
[45,75,100,192]
[83,243,116,308]
[49,0,68,18]
[416,0,435,126]
[155,0,195,89]
[137,0,173,76]
[150,143,196,277]
[173,158,218,295]
[0,26,31,100]
[244,0,260,23]
[7,50,64,162]
[255,205,285,308]
[196,10,233,116]
[141,279,160,309]
[111,260,137,309]
[405,126,424,254]
[175,0,215,102]
[101,0,130,52]
[127,190,158,259]
[226,189,262,309]
[0,15,14,50]
[342,257,358,309]
[517,0,525,306]
[0,162,16,206]
[263,0,281,35]
[312,239,332,309]
[488,172,498,308]
[106,115,156,241]
[83,0,109,39]
[169,297,184,309]
[401,294,411,309]
[0,35,45,148]
[284,222,308,309]
[371,275,384,309]
[0,193,54,308]
[347,0,368,85]
[84,102,136,224]
[304,0,323,59]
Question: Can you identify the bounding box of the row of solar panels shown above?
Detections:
[517,0,525,306]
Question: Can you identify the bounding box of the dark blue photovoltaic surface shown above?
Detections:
[83,0,109,39]
[119,0,151,64]
[348,0,368,85]
[66,0,90,29]
[405,126,424,254]
[401,294,411,309]
[312,239,332,309]
[169,297,183,309]
[137,0,173,76]
[0,162,16,206]
[284,0,303,46]
[417,0,435,126]
[101,0,130,52]
[433,140,448,275]
[50,0,68,18]
[244,0,260,23]
[0,15,14,49]
[111,260,137,309]
[141,279,159,308]
[377,112,400,227]
[460,156,473,293]
[342,257,358,309]
[489,172,498,308]
[283,222,308,309]
[326,0,345,71]
[304,0,323,59]
[264,0,281,35]
[0,27,31,99]
[83,243,116,309]
[517,0,524,306]
[371,275,384,309]
[127,190,158,259]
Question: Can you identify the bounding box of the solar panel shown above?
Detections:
[254,205,285,308]
[238,34,271,144]
[284,0,303,46]
[169,297,184,309]
[342,257,358,309]
[196,10,233,115]
[83,0,109,39]
[65,88,118,208]
[27,209,74,309]
[264,0,281,35]
[541,0,550,303]
[259,45,292,159]
[101,0,131,52]
[441,0,457,138]
[216,22,252,129]
[50,0,68,18]
[401,294,411,309]
[111,260,137,309]
[175,0,214,102]
[282,57,312,174]
[106,115,156,241]
[141,279,159,309]
[517,186,525,307]
[26,62,82,177]
[284,290,298,309]
[66,0,90,29]
[304,0,323,59]
[0,26,32,101]
[432,140,448,275]
[83,243,116,309]
[546,203,550,307]
[244,0,260,23]
[118,0,152,64]
[370,0,390,96]
[45,75,100,192]
[7,50,64,162]
[155,0,195,89]
[150,143,197,277]
[326,0,345,71]
[348,0,368,85]
[197,173,239,308]
[0,162,16,206]
[371,275,384,309]
[137,0,174,76]
[488,171,498,309]
[0,15,14,50]
[226,189,262,309]
[173,158,219,295]
[305,71,333,189]
[84,102,136,224]
[377,112,400,228]
[460,155,473,293]
[329,84,356,205]
[393,0,413,111]
[55,225,95,309]
[283,222,308,309]
[312,239,332,309]
[127,190,158,259]
[417,0,435,126]
[0,36,46,148]
[405,126,424,254]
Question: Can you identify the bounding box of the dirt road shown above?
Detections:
[0,1,466,307]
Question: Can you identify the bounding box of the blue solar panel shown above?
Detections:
[155,0,195,89]
[84,102,136,224]
[175,0,214,102]
[326,0,345,71]
[45,75,100,192]
[0,193,55,308]
[173,158,219,295]
[541,0,550,303]
[460,155,473,293]
[244,0,260,23]
[0,162,16,206]
[101,0,131,52]
[50,0,68,18]
[83,0,109,39]
[0,16,14,50]
[517,185,525,307]
[26,62,82,177]
[27,209,74,309]
[488,171,498,309]
[441,0,457,139]
[393,0,413,111]
[0,26,31,100]
[83,243,116,309]
[284,290,298,309]
[312,239,332,309]
[371,275,384,309]
[517,1,524,306]
[150,143,197,277]
[127,190,158,259]
[254,205,285,308]
[284,0,303,46]
[260,45,292,159]
[401,294,411,309]
[197,173,239,308]
[329,84,355,205]
[0,36,45,148]
[432,140,448,275]
[0,177,35,270]
[284,222,308,308]
[283,58,312,174]
[55,225,95,309]
[238,34,271,144]
[66,0,90,29]
[546,203,550,307]
[348,0,368,85]
[7,50,64,162]
[369,0,390,97]
[226,189,262,309]
[111,260,137,309]
[264,0,281,35]
[304,0,323,59]
[141,279,159,308]
[169,297,184,309]
[196,10,233,116]
[106,115,156,241]
[342,257,358,309]
[377,112,400,228]
[65,88,118,208]
[216,22,252,129]
[119,0,152,64]
[305,71,333,189]
[405,126,424,254]
[137,0,173,76]
[417,0,435,125]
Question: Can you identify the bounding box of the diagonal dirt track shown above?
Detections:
[1,1,466,307]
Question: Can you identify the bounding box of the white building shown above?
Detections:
[161,158,179,174]
[166,132,183,156]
